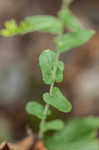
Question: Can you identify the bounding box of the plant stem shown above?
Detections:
[39,51,60,138]
[38,0,70,139]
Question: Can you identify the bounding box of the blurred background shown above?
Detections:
[0,0,99,142]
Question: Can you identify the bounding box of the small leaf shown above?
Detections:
[56,61,64,83]
[59,9,82,31]
[0,20,18,37]
[26,101,51,119]
[42,120,64,132]
[43,87,72,112]
[25,15,63,34]
[54,30,95,53]
[39,50,56,85]
[39,50,64,84]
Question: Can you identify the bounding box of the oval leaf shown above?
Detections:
[42,120,64,133]
[39,50,56,85]
[39,50,64,84]
[43,87,72,112]
[54,30,95,53]
[25,15,63,34]
[26,101,51,119]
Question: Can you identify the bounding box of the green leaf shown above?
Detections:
[46,138,98,150]
[0,20,33,36]
[26,101,51,119]
[43,87,72,112]
[45,117,99,150]
[0,16,63,37]
[17,21,35,34]
[56,61,64,83]
[54,30,95,53]
[39,50,64,84]
[59,9,82,31]
[0,20,18,37]
[39,50,56,85]
[42,120,64,132]
[25,15,63,34]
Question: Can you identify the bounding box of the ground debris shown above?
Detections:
[0,135,46,150]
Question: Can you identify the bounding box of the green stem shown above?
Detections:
[38,0,69,139]
[39,51,60,138]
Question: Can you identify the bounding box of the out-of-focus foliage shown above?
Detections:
[45,117,99,150]
[42,120,64,133]
[59,8,82,31]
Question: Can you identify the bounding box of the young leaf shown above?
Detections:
[54,30,95,53]
[26,101,51,119]
[0,20,18,37]
[39,50,56,85]
[59,8,82,31]
[43,87,72,112]
[42,120,64,133]
[25,15,63,34]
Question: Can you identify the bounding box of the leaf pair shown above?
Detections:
[0,10,95,55]
[26,87,72,117]
[39,50,64,85]
[56,8,95,52]
[26,101,64,133]
[26,86,72,133]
